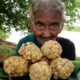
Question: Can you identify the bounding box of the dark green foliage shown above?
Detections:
[0,0,32,33]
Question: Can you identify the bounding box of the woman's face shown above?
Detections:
[31,10,64,45]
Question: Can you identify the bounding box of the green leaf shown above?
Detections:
[0,67,8,78]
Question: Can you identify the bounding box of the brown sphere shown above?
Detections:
[41,40,62,60]
[50,58,74,79]
[29,61,52,80]
[4,56,28,77]
[19,42,43,62]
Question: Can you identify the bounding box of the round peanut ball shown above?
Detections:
[19,42,43,62]
[41,40,62,59]
[29,61,52,80]
[4,56,28,77]
[50,58,74,79]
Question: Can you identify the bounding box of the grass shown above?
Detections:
[63,26,80,32]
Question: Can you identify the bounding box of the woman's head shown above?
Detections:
[29,0,65,45]
[30,0,65,22]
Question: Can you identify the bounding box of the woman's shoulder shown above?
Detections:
[19,33,35,43]
[57,37,75,49]
[58,37,74,45]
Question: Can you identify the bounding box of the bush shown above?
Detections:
[76,57,80,61]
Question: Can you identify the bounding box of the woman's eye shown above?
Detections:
[50,23,59,30]
[35,22,44,30]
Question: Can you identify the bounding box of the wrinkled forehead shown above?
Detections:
[34,10,63,21]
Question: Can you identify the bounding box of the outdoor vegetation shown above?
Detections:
[0,30,9,40]
[0,45,16,62]
[64,26,80,32]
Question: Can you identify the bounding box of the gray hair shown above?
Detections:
[29,0,65,22]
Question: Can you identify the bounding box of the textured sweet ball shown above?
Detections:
[4,56,28,77]
[41,40,62,60]
[19,42,43,62]
[50,58,74,79]
[29,61,52,80]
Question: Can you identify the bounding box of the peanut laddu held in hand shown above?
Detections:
[41,40,62,60]
[50,58,74,79]
[29,61,52,80]
[19,42,43,63]
[3,56,28,77]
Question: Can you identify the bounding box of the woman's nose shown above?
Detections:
[42,29,51,38]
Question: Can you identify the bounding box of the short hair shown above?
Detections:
[29,0,65,22]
